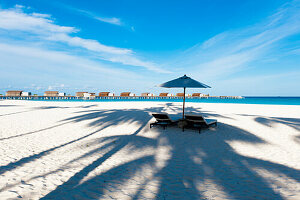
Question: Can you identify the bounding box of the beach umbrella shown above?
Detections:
[159,75,211,119]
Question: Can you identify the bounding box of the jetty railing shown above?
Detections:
[0,96,244,100]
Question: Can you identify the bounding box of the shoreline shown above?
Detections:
[1,96,300,106]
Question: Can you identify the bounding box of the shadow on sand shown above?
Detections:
[39,104,300,199]
[1,103,299,199]
[238,114,300,131]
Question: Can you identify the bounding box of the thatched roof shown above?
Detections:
[120,92,131,96]
[192,93,201,96]
[99,92,110,96]
[159,93,168,96]
[176,93,185,97]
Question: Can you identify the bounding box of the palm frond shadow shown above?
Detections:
[238,114,300,131]
[38,104,300,199]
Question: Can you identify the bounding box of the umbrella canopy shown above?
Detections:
[159,75,211,119]
[159,74,210,88]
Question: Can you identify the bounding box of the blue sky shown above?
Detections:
[0,0,300,96]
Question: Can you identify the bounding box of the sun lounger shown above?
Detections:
[185,114,217,133]
[150,113,179,129]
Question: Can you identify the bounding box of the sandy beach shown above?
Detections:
[0,100,299,200]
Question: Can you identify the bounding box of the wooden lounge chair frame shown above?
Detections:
[150,113,179,129]
[184,114,217,133]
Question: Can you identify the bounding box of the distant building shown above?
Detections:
[159,93,173,97]
[44,91,59,96]
[21,92,31,96]
[159,93,168,97]
[192,93,201,97]
[76,92,88,97]
[141,92,153,97]
[176,93,188,97]
[6,90,22,96]
[83,93,90,98]
[58,92,66,97]
[82,92,96,99]
[83,93,95,98]
[120,92,135,97]
[99,92,114,97]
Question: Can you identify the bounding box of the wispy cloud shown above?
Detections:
[0,5,168,73]
[70,7,122,26]
[170,0,300,79]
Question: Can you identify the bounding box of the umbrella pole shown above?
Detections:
[182,87,186,119]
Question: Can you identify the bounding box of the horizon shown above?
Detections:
[1,0,300,96]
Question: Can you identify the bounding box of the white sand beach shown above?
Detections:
[0,100,299,200]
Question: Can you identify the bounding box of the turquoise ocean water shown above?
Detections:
[3,97,299,105]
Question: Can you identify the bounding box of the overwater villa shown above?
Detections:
[83,92,96,99]
[44,91,59,97]
[1,90,239,100]
[120,92,135,97]
[141,92,153,97]
[75,92,88,97]
[6,90,23,96]
[83,93,95,97]
[99,92,114,97]
[192,93,202,97]
[21,92,31,96]
[176,93,189,97]
[159,93,173,97]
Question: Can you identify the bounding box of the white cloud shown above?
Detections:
[0,8,76,34]
[46,34,131,55]
[0,42,158,94]
[0,42,136,76]
[0,6,168,73]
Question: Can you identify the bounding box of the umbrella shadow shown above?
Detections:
[136,122,300,200]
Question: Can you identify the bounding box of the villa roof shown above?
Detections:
[192,93,201,96]
[120,92,132,96]
[99,92,111,97]
[176,93,185,96]
[159,93,168,96]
